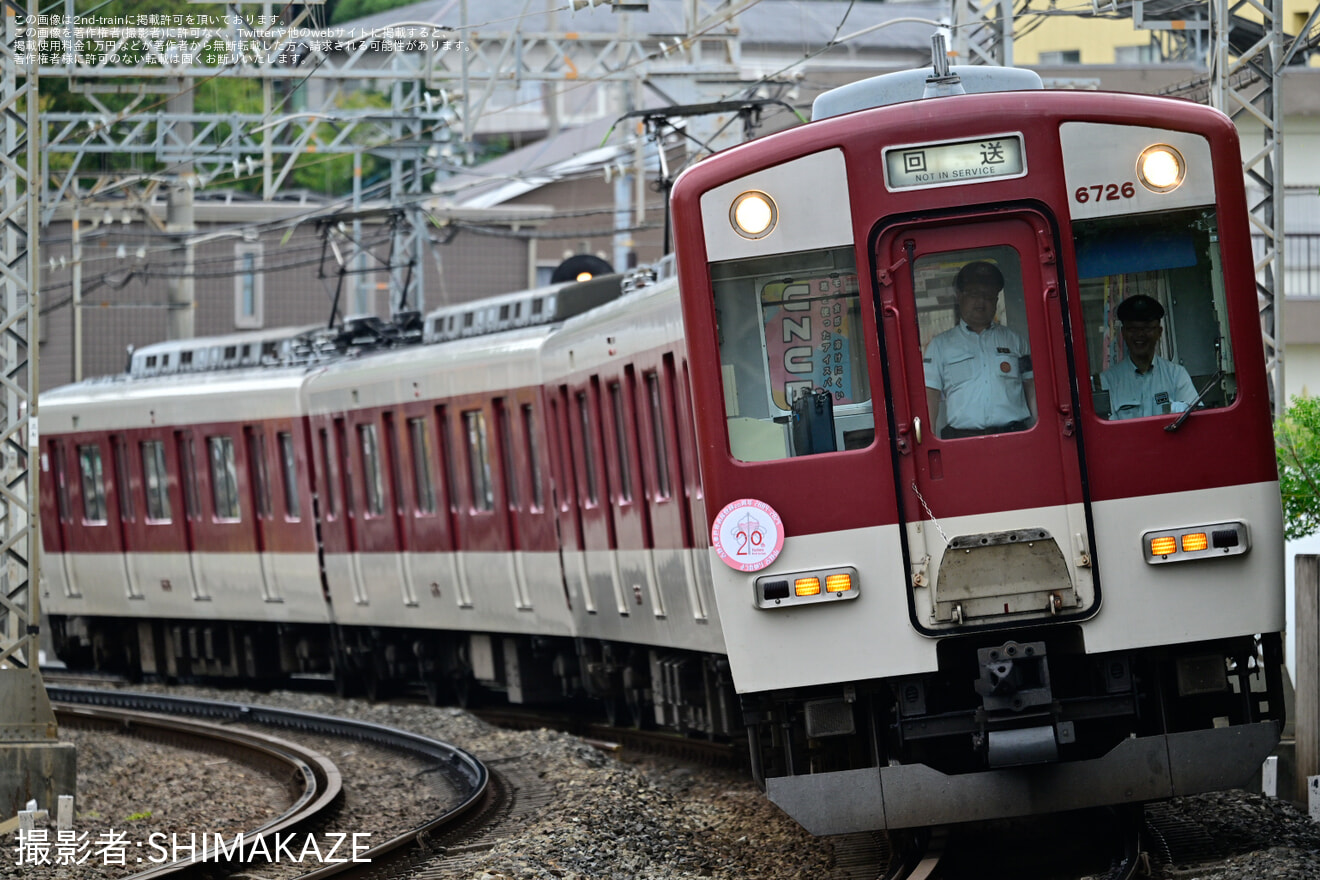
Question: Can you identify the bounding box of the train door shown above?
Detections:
[110,434,142,599]
[436,406,472,608]
[875,210,1097,631]
[673,360,711,622]
[572,378,625,616]
[334,417,368,606]
[493,398,531,610]
[397,409,452,607]
[243,426,279,602]
[549,390,592,613]
[173,430,205,600]
[381,411,419,607]
[43,439,77,597]
[601,368,657,620]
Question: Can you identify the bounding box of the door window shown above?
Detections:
[78,444,108,524]
[914,247,1037,439]
[208,436,241,521]
[141,440,171,522]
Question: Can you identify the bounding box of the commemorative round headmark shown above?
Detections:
[711,498,785,572]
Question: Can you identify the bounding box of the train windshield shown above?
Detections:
[709,245,874,461]
[1075,207,1236,421]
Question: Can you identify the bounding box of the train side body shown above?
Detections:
[40,369,326,625]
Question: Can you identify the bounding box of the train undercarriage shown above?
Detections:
[742,627,1286,831]
[47,614,741,739]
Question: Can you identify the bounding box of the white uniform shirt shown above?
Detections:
[1099,356,1197,420]
[923,322,1032,431]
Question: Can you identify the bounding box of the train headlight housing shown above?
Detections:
[1137,145,1185,193]
[730,191,777,240]
[1144,521,1249,564]
[755,566,859,608]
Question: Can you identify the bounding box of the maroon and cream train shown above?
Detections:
[41,62,1285,833]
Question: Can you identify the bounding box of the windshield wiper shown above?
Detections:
[1164,370,1224,432]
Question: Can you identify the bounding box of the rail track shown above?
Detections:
[54,704,341,878]
[41,680,1179,880]
[50,688,491,880]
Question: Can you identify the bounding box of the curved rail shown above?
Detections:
[50,687,490,879]
[55,704,343,878]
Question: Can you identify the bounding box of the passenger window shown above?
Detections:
[208,436,241,521]
[1075,208,1235,421]
[710,246,874,461]
[77,444,108,524]
[913,248,1037,439]
[141,440,172,522]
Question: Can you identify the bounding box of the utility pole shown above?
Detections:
[0,0,76,821]
[165,76,195,340]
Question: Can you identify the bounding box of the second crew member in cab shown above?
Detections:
[924,261,1036,439]
[1100,294,1197,420]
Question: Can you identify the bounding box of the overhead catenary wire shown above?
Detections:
[45,1,942,289]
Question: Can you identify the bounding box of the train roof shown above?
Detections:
[422,274,626,343]
[40,364,312,433]
[303,323,558,413]
[811,65,1043,120]
[40,263,661,432]
[127,325,322,377]
[541,257,683,378]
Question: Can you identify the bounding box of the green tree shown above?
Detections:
[1276,395,1320,540]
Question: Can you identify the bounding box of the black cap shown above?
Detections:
[1116,294,1165,323]
[954,261,1004,292]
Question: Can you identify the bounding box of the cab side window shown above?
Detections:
[710,246,874,461]
[1076,208,1234,421]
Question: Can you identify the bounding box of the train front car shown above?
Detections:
[670,67,1285,833]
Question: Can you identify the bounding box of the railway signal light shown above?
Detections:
[550,254,614,283]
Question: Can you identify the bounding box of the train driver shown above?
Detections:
[1099,294,1197,420]
[923,261,1036,439]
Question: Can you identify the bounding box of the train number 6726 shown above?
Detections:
[1074,182,1136,202]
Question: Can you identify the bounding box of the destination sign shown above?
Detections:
[884,135,1026,191]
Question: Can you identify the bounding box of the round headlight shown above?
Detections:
[1137,145,1185,193]
[730,191,777,240]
